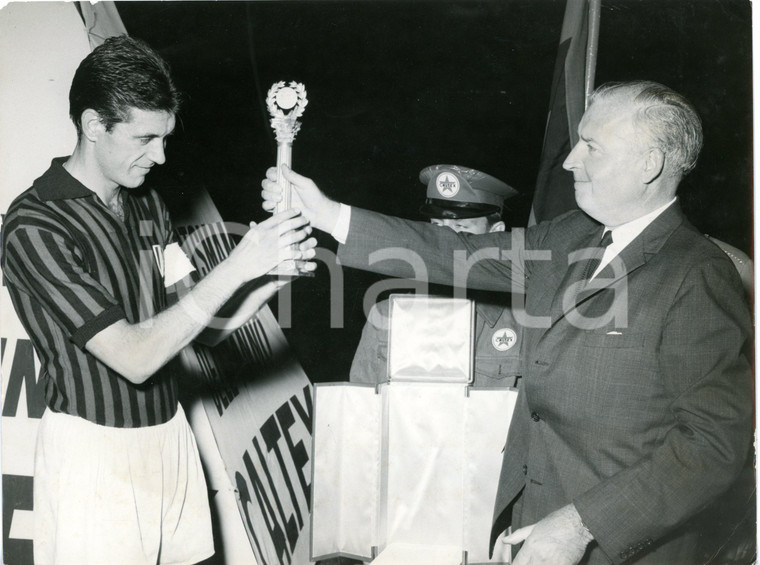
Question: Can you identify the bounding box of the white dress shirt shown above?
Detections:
[592,197,677,279]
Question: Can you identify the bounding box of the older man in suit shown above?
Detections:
[261,81,752,564]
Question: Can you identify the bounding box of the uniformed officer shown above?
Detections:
[349,164,523,387]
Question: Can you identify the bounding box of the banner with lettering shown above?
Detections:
[175,224,313,565]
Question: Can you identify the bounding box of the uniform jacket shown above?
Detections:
[337,204,752,564]
[349,297,523,387]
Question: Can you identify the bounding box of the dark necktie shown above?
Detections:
[581,229,614,282]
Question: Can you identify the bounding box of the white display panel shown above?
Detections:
[311,383,517,563]
[388,295,474,383]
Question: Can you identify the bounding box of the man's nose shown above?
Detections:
[563,142,581,171]
[149,139,167,165]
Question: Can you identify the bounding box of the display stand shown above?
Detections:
[311,296,517,564]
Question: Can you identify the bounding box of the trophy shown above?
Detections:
[266,80,312,276]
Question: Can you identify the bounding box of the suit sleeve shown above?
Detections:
[573,258,753,563]
[349,301,390,385]
[338,207,537,293]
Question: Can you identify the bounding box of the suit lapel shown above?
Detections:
[548,226,604,324]
[551,203,686,325]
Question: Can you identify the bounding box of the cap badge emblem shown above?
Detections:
[436,172,460,198]
[492,328,517,351]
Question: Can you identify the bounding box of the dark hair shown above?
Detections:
[69,35,180,136]
[590,81,703,177]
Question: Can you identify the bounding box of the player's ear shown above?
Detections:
[81,109,106,142]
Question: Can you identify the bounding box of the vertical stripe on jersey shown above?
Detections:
[3,174,179,428]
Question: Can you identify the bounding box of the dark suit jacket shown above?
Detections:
[337,203,752,564]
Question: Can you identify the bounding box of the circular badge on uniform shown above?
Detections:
[436,172,460,198]
[492,328,517,351]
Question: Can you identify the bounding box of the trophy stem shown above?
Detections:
[272,140,313,277]
[275,142,293,214]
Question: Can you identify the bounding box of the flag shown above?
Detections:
[530,0,601,225]
[77,2,127,49]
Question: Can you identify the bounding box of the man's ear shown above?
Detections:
[642,147,665,184]
[80,109,105,142]
[489,221,506,233]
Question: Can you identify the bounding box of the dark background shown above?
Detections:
[116,0,753,384]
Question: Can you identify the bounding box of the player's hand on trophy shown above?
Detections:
[229,208,317,281]
[262,165,341,234]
